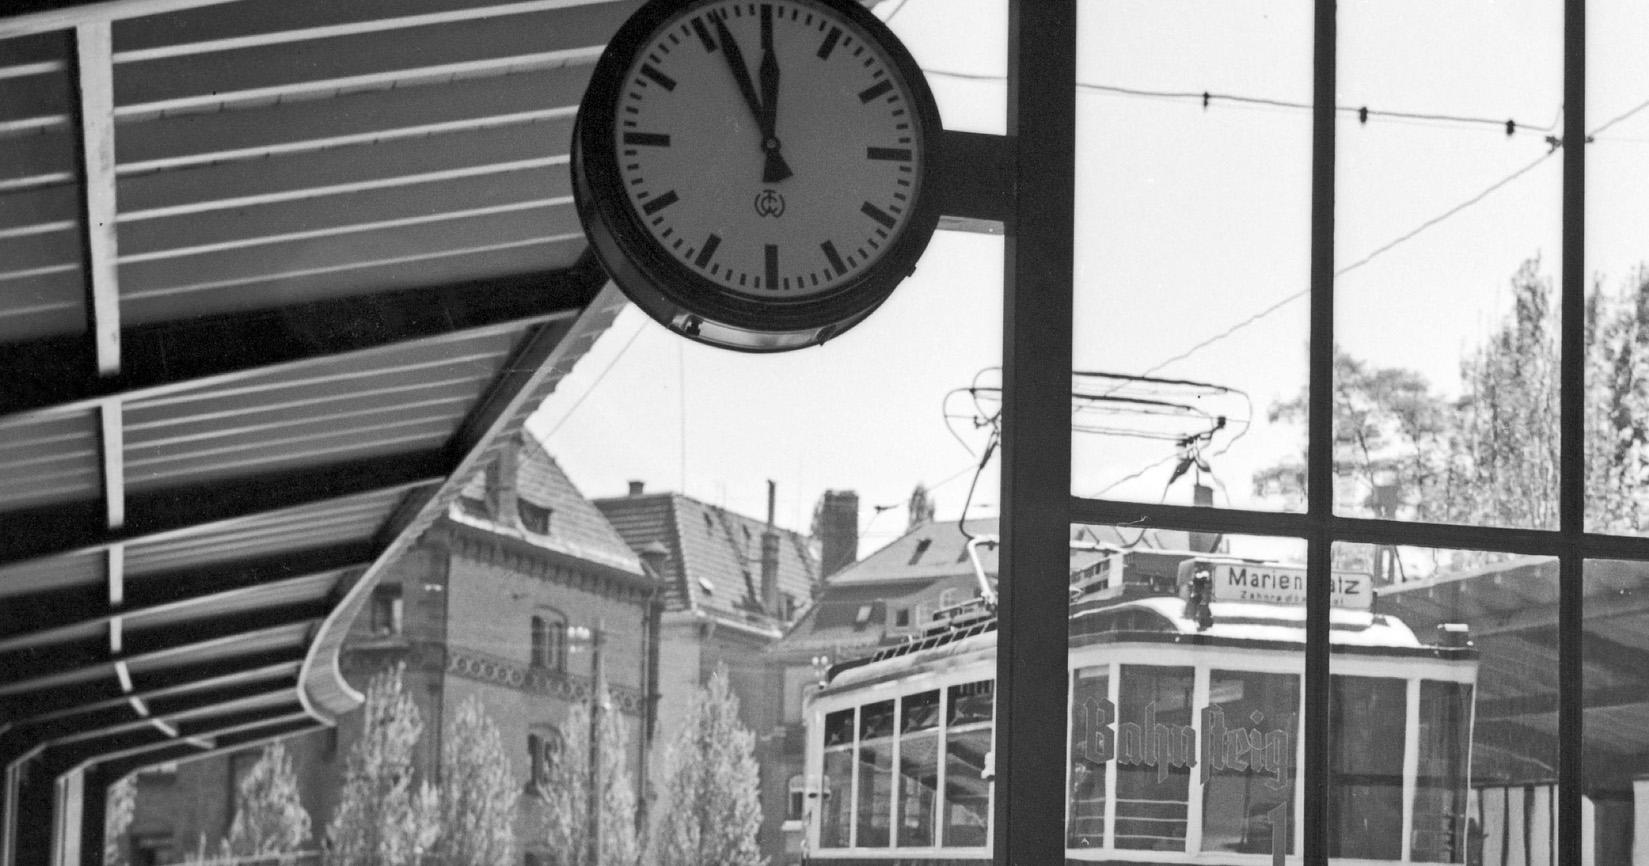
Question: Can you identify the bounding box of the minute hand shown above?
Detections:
[711,15,763,131]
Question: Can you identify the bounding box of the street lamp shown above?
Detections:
[568,622,607,866]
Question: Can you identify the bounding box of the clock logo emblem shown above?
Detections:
[753,189,786,219]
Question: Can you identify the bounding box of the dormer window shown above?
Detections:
[519,499,552,535]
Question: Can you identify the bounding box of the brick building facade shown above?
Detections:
[123,436,660,863]
[593,481,818,865]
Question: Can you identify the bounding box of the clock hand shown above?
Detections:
[710,14,763,133]
[758,5,793,182]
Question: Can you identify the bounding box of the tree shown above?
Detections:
[648,670,763,866]
[539,685,640,866]
[104,774,135,866]
[227,741,314,861]
[1256,257,1649,565]
[436,696,519,866]
[325,665,440,866]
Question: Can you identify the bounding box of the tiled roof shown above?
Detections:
[595,491,817,626]
[450,436,643,576]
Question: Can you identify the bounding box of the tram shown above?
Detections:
[799,548,1478,864]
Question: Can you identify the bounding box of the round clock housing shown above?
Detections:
[574,0,943,352]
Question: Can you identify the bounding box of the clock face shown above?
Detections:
[615,0,923,299]
[575,0,941,350]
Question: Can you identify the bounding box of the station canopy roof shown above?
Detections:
[0,0,636,784]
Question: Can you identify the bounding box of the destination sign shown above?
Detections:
[1206,563,1372,611]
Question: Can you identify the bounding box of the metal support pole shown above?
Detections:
[998,2,1075,864]
[586,621,604,866]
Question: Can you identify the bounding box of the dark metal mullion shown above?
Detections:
[1304,0,1337,863]
[995,2,1075,864]
[1557,0,1585,859]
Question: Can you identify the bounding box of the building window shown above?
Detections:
[457,495,488,519]
[528,728,563,790]
[531,612,567,671]
[908,538,932,565]
[937,587,960,610]
[370,584,403,636]
[788,774,807,820]
[894,607,911,628]
[519,499,552,534]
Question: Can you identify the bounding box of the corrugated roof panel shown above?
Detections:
[0,551,104,600]
[113,0,631,51]
[0,410,102,513]
[125,571,340,633]
[122,238,586,325]
[0,31,84,342]
[120,199,583,301]
[123,489,402,577]
[110,4,631,111]
[118,166,572,261]
[0,31,71,129]
[122,331,517,493]
[125,621,312,677]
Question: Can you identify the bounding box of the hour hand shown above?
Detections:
[758,7,792,182]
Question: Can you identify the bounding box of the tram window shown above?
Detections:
[896,690,941,847]
[1412,681,1472,863]
[820,709,854,849]
[943,681,993,847]
[1114,665,1195,851]
[857,700,896,847]
[1066,666,1110,849]
[1328,675,1407,860]
[1202,670,1300,855]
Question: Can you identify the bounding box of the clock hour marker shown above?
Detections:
[642,190,679,216]
[821,241,846,277]
[765,245,779,291]
[861,202,896,229]
[640,64,676,91]
[691,16,716,51]
[624,132,671,147]
[858,80,893,103]
[695,234,721,268]
[866,147,911,162]
[818,26,842,59]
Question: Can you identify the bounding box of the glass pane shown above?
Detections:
[1332,1,1562,529]
[1585,2,1649,536]
[820,709,855,848]
[1067,525,1305,859]
[943,681,993,848]
[1336,543,1558,865]
[896,690,941,846]
[1582,559,1649,865]
[1203,670,1299,856]
[1072,0,1311,510]
[856,699,896,847]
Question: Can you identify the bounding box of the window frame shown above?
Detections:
[992,2,1596,863]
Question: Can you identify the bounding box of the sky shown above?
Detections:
[529,0,1649,557]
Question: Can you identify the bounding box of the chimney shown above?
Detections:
[814,490,859,579]
[1190,482,1219,553]
[485,435,520,526]
[761,480,782,617]
[628,480,645,497]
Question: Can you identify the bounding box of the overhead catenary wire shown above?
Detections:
[923,68,1560,136]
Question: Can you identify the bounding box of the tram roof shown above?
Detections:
[0,0,631,788]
